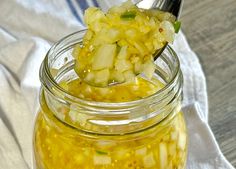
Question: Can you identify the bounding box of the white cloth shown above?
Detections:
[0,0,234,169]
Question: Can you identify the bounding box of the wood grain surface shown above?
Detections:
[181,0,236,167]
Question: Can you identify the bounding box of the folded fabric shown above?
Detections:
[184,104,234,169]
[0,0,234,168]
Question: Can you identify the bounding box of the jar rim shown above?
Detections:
[40,29,181,109]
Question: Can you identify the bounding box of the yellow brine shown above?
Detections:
[34,77,187,169]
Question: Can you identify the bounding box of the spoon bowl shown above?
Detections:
[81,0,183,87]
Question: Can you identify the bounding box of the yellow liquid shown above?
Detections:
[61,77,163,102]
[34,78,187,169]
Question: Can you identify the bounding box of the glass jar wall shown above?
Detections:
[33,30,187,169]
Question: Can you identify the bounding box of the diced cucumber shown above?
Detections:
[84,85,92,94]
[95,28,121,44]
[69,106,88,126]
[117,46,128,59]
[85,7,105,25]
[111,70,125,83]
[92,44,116,70]
[170,131,178,141]
[168,142,176,156]
[107,28,120,43]
[68,110,77,123]
[115,59,133,72]
[95,140,116,149]
[123,70,135,82]
[159,142,168,169]
[142,60,156,79]
[178,132,186,151]
[134,60,142,74]
[135,147,147,156]
[160,21,175,43]
[94,69,110,85]
[133,41,148,56]
[125,29,138,39]
[84,71,95,82]
[148,10,176,23]
[93,154,111,165]
[143,152,156,168]
[114,148,130,160]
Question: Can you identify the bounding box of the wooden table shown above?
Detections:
[181,0,236,167]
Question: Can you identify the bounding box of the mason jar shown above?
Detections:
[33,30,187,169]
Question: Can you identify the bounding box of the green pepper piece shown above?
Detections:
[174,21,181,33]
[96,150,108,155]
[120,11,136,20]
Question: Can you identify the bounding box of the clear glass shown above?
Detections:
[33,30,187,169]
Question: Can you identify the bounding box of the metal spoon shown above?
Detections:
[135,0,183,60]
[135,0,182,18]
[82,0,183,87]
[106,0,184,86]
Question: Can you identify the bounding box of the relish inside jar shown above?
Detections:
[34,1,187,168]
[34,33,188,169]
[34,73,187,169]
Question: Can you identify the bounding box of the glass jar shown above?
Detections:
[33,30,187,169]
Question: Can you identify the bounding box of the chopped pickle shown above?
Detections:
[120,11,137,20]
[34,77,187,168]
[174,21,181,33]
[96,150,108,155]
[73,0,176,86]
[35,110,187,169]
[34,1,186,168]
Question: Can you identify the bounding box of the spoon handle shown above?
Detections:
[135,0,183,19]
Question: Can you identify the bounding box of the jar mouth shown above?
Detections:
[40,30,181,109]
